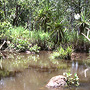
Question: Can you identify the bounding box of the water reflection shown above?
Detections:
[0,51,90,90]
[71,61,78,73]
[0,68,90,90]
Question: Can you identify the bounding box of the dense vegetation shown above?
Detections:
[0,0,90,59]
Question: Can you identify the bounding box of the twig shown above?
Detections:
[0,40,6,50]
[81,33,90,41]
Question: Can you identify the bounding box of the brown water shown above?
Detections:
[0,51,90,90]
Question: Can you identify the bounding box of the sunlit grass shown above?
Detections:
[50,46,73,60]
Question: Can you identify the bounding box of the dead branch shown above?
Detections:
[0,40,6,50]
[82,33,90,41]
[81,28,90,41]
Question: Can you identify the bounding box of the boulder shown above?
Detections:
[46,75,67,88]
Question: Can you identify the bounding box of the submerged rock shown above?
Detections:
[46,75,67,88]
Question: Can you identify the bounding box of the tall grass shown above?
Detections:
[4,26,54,51]
[50,46,73,60]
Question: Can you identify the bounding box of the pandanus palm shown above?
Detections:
[49,20,65,47]
[35,7,52,32]
[75,11,90,52]
[76,12,90,35]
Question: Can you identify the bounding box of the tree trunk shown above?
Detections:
[3,0,6,20]
[78,0,81,14]
[28,8,32,31]
[13,5,19,26]
[44,20,47,32]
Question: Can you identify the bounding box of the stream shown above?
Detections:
[0,51,90,90]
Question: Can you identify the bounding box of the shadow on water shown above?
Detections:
[0,51,90,90]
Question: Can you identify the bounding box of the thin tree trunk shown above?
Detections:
[28,8,32,35]
[85,0,89,15]
[78,0,81,14]
[70,4,74,32]
[13,5,19,26]
[44,20,47,32]
[3,0,6,20]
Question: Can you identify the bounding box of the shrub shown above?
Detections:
[50,46,73,60]
[0,21,12,33]
[5,27,41,52]
[29,30,54,50]
[29,44,40,53]
[1,26,54,51]
[0,21,12,38]
[6,27,30,51]
[63,72,79,87]
[14,39,30,51]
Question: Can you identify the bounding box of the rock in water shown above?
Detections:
[46,75,67,88]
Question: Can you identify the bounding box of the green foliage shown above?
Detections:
[0,0,90,52]
[0,69,10,77]
[63,72,79,87]
[29,30,54,50]
[35,7,52,32]
[50,46,73,60]
[49,21,65,45]
[15,39,29,51]
[0,21,12,35]
[0,25,54,51]
[9,26,29,39]
[66,46,73,57]
[4,27,41,52]
[64,29,77,44]
[5,27,30,51]
[29,44,40,53]
[29,30,49,42]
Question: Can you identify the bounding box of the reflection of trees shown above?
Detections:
[71,60,90,78]
[71,61,78,73]
[79,59,90,78]
[0,52,68,73]
[82,61,90,77]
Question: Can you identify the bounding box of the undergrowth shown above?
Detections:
[50,46,73,60]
